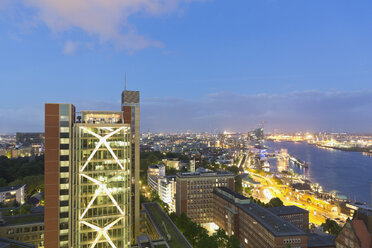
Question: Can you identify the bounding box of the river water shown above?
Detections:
[265,141,372,205]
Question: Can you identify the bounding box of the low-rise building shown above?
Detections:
[0,213,44,248]
[162,159,180,170]
[0,185,26,205]
[213,187,308,248]
[268,205,309,232]
[140,202,193,248]
[176,169,235,224]
[0,237,36,248]
[147,164,177,212]
[307,233,335,248]
[335,208,372,248]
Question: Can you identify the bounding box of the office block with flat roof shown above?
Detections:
[45,104,132,248]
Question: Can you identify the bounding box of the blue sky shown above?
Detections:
[1,0,372,133]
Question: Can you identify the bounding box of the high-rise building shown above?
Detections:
[45,104,133,248]
[121,90,140,239]
[44,103,75,248]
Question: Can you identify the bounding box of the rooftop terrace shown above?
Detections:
[143,202,192,248]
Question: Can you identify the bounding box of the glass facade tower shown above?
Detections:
[45,105,132,248]
[71,111,131,248]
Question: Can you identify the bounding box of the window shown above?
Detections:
[60,127,70,133]
[60,150,69,156]
[60,184,69,190]
[60,115,69,121]
[60,161,69,167]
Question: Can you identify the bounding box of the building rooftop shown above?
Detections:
[240,175,260,184]
[268,205,309,216]
[0,238,36,248]
[0,185,25,194]
[176,170,234,178]
[148,164,165,169]
[81,111,123,124]
[142,202,192,248]
[3,213,44,226]
[357,207,372,216]
[307,233,335,247]
[214,187,306,237]
[215,187,247,201]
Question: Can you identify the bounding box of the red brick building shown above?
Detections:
[175,170,235,224]
[268,206,310,232]
[335,208,372,248]
[213,187,308,248]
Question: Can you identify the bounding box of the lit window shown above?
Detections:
[60,150,69,156]
[60,127,69,133]
[60,115,69,121]
[60,173,69,178]
[60,184,69,190]
[60,138,69,144]
[60,161,69,167]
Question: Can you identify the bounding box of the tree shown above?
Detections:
[17,204,32,215]
[321,218,342,235]
[0,177,6,187]
[267,197,284,207]
[172,214,241,248]
[226,166,239,175]
[226,235,240,248]
[9,175,44,197]
[235,176,243,194]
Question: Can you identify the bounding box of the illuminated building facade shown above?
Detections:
[147,165,176,212]
[45,104,132,248]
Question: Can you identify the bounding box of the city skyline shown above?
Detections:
[1,1,372,133]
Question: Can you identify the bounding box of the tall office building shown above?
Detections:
[45,103,75,248]
[45,104,133,248]
[121,90,140,239]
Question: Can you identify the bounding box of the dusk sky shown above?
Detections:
[1,0,372,133]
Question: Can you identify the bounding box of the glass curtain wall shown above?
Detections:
[74,125,131,248]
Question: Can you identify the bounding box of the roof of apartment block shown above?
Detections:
[176,169,234,178]
[214,187,306,237]
[0,185,25,193]
[268,205,309,216]
[3,213,44,226]
[142,202,193,248]
[307,233,335,247]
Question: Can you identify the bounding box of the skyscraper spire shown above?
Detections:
[124,72,127,91]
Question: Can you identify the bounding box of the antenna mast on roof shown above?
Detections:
[124,72,127,91]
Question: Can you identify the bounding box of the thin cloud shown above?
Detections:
[62,40,79,55]
[2,91,372,133]
[5,0,204,52]
[141,91,372,133]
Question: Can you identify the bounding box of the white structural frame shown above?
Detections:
[79,126,128,248]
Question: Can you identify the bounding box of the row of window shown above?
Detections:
[6,225,43,234]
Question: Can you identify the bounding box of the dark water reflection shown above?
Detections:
[265,141,372,204]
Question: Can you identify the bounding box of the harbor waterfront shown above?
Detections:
[265,140,372,205]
